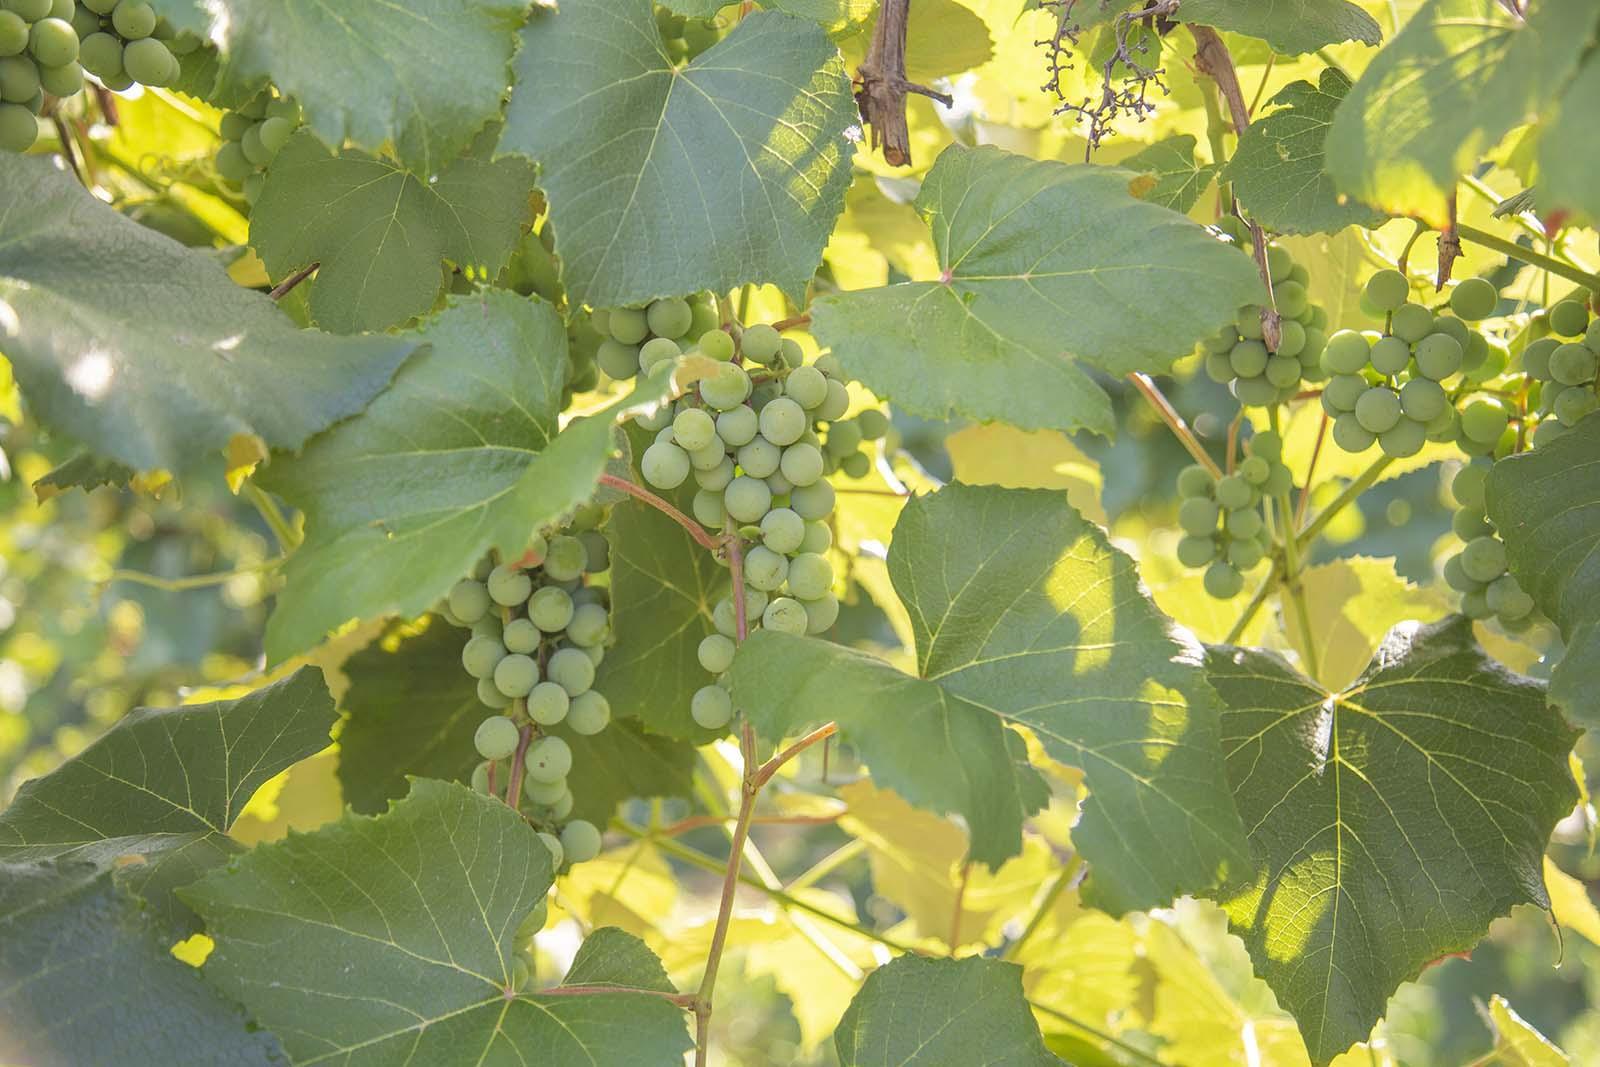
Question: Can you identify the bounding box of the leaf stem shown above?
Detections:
[1270,410,1319,679]
[1296,455,1394,550]
[243,482,302,551]
[598,473,722,551]
[106,559,283,591]
[1127,373,1221,478]
[1001,854,1082,962]
[1224,563,1279,644]
[1455,223,1600,292]
[268,262,320,301]
[785,838,867,891]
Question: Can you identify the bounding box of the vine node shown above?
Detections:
[855,0,953,168]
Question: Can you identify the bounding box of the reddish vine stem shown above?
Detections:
[598,473,723,551]
[1127,373,1222,478]
[503,722,534,810]
[269,262,320,301]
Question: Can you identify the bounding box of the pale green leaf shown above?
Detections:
[260,292,670,662]
[0,668,335,935]
[1207,618,1578,1064]
[499,0,857,307]
[185,779,693,1065]
[1280,556,1451,692]
[1489,994,1571,1066]
[0,861,287,1067]
[251,132,536,333]
[1122,135,1218,214]
[810,145,1264,435]
[1325,0,1593,226]
[1226,69,1389,235]
[0,153,416,475]
[904,0,994,83]
[151,0,528,176]
[735,484,1251,910]
[1180,0,1380,55]
[338,622,694,824]
[834,954,1064,1066]
[1537,54,1600,225]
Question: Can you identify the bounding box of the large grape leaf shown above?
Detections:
[1206,618,1578,1064]
[184,778,694,1065]
[0,668,335,935]
[1226,70,1389,236]
[251,131,537,334]
[0,860,288,1067]
[0,153,416,475]
[1325,0,1593,227]
[1486,417,1600,725]
[833,955,1064,1066]
[809,145,1264,436]
[150,0,528,176]
[498,0,857,307]
[1538,54,1600,228]
[260,291,672,663]
[1179,0,1380,55]
[338,622,694,823]
[1121,135,1218,214]
[734,484,1251,910]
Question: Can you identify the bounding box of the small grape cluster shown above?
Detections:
[213,89,302,204]
[1318,270,1507,458]
[1174,430,1292,599]
[71,0,192,92]
[1521,295,1599,447]
[438,507,613,875]
[593,294,722,381]
[655,6,719,63]
[1199,219,1330,407]
[1442,463,1536,627]
[0,0,83,151]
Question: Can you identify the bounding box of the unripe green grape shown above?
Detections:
[736,436,781,478]
[111,0,156,38]
[786,552,833,600]
[1249,430,1283,463]
[567,602,609,647]
[597,339,640,379]
[1462,340,1506,385]
[536,830,565,870]
[824,419,863,457]
[1204,351,1235,383]
[634,405,672,435]
[0,55,37,102]
[794,592,836,634]
[526,586,572,632]
[691,684,734,729]
[1554,385,1598,426]
[560,819,603,865]
[694,457,735,494]
[256,115,295,157]
[1459,588,1492,619]
[471,760,499,794]
[546,647,595,697]
[736,324,778,365]
[1228,339,1269,378]
[1177,496,1220,536]
[1379,417,1426,457]
[1203,560,1244,599]
[215,141,253,184]
[462,635,507,679]
[1238,456,1270,486]
[1364,269,1409,312]
[474,715,520,761]
[817,379,850,421]
[487,564,533,606]
[641,441,691,490]
[524,735,573,784]
[0,13,24,58]
[758,507,803,553]
[1486,574,1534,620]
[1227,538,1264,569]
[1460,535,1507,581]
[1413,333,1462,380]
[1274,319,1307,358]
[645,296,692,339]
[69,3,99,36]
[698,328,735,362]
[524,774,569,813]
[637,336,679,375]
[1176,535,1217,568]
[698,633,736,674]
[1214,474,1252,510]
[525,681,568,725]
[28,17,76,67]
[1459,398,1509,444]
[724,475,772,524]
[1549,299,1589,337]
[715,405,758,447]
[1263,462,1293,497]
[448,579,492,623]
[477,675,513,709]
[78,31,123,78]
[494,653,540,698]
[1364,336,1407,377]
[762,596,808,634]
[757,397,806,447]
[1586,318,1600,351]
[1322,331,1371,376]
[1332,413,1376,452]
[7,0,51,19]
[1399,377,1447,422]
[799,520,831,554]
[100,68,134,92]
[839,451,872,479]
[855,408,889,440]
[1176,464,1214,498]
[38,59,82,97]
[1203,326,1239,355]
[1549,342,1597,385]
[743,544,788,591]
[1452,507,1492,541]
[122,36,172,85]
[1260,355,1298,390]
[789,480,834,521]
[471,611,503,639]
[1450,463,1488,510]
[567,690,611,735]
[1390,304,1433,344]
[1450,278,1497,321]
[579,530,609,572]
[1531,417,1566,448]
[765,467,793,498]
[780,442,824,487]
[496,617,535,655]
[1442,553,1481,593]
[1274,280,1308,320]
[674,436,718,471]
[1225,507,1263,540]
[1423,406,1458,441]
[607,306,648,344]
[701,363,751,410]
[1231,375,1276,408]
[1265,244,1294,283]
[689,488,724,528]
[1299,328,1328,369]
[1354,387,1402,434]
[0,99,33,150]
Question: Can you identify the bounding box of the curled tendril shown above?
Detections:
[1036,0,1178,155]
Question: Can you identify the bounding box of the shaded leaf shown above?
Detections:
[1537,54,1600,225]
[1180,0,1380,55]
[32,452,135,499]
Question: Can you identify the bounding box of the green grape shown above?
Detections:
[1204,352,1235,383]
[487,564,533,606]
[698,633,736,674]
[1531,417,1567,448]
[1368,336,1410,377]
[1486,574,1534,620]
[780,442,824,487]
[122,36,172,85]
[462,635,507,679]
[1398,377,1447,421]
[1225,508,1263,539]
[684,440,724,474]
[567,691,610,735]
[1459,398,1509,444]
[634,404,671,433]
[824,419,863,457]
[1450,278,1497,321]
[28,17,76,67]
[803,593,839,634]
[608,306,649,344]
[1275,320,1307,358]
[0,12,25,58]
[516,896,551,941]
[638,336,680,374]
[38,60,81,97]
[448,579,492,623]
[1332,413,1376,452]
[527,681,569,725]
[1452,507,1492,541]
[699,328,735,362]
[758,397,807,446]
[471,760,498,794]
[701,363,751,410]
[695,458,736,493]
[1239,456,1270,486]
[526,736,573,783]
[567,603,609,647]
[1249,430,1283,462]
[1321,331,1371,376]
[760,507,804,553]
[1203,560,1244,599]
[111,0,156,39]
[257,115,295,154]
[642,441,691,490]
[527,586,573,632]
[1175,464,1214,498]
[547,647,595,696]
[470,716,516,762]
[714,405,758,447]
[646,297,692,339]
[736,436,780,478]
[668,408,714,453]
[1413,333,1462,380]
[0,54,37,102]
[0,99,33,150]
[790,480,834,521]
[1228,538,1265,569]
[1298,328,1328,368]
[1176,535,1217,568]
[492,620,532,663]
[856,408,890,439]
[560,819,603,865]
[1275,280,1308,319]
[1177,496,1220,536]
[9,0,52,19]
[1233,376,1279,407]
[839,451,871,479]
[1450,463,1488,509]
[762,596,808,634]
[1379,417,1426,458]
[579,530,609,571]
[1554,386,1599,426]
[1442,553,1480,593]
[1263,462,1293,497]
[477,676,512,709]
[77,31,122,78]
[691,488,725,527]
[1390,304,1433,344]
[1266,245,1293,283]
[1214,474,1252,510]
[1462,340,1506,385]
[691,684,733,729]
[799,520,831,554]
[1364,269,1409,312]
[494,653,540,698]
[743,545,788,591]
[597,340,640,379]
[1354,387,1402,434]
[1586,318,1600,351]
[1520,337,1557,383]
[741,323,781,364]
[1229,339,1269,378]
[1549,342,1597,385]
[724,475,773,524]
[817,379,850,421]
[1460,535,1507,582]
[215,141,253,184]
[1423,406,1459,441]
[1458,588,1493,619]
[536,830,565,870]
[786,552,833,600]
[785,365,828,410]
[1549,299,1589,337]
[1264,355,1301,389]
[471,613,503,640]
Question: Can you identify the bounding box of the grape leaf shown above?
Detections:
[1179,0,1380,55]
[251,131,537,334]
[32,451,134,499]
[1485,416,1600,727]
[1538,54,1600,226]
[149,0,528,176]
[1121,134,1218,214]
[498,0,857,307]
[0,668,335,935]
[184,778,694,1065]
[833,954,1064,1066]
[810,145,1264,436]
[903,0,994,83]
[260,291,671,663]
[1226,69,1389,236]
[338,622,694,824]
[0,860,288,1067]
[1325,0,1593,227]
[735,484,1251,909]
[1488,994,1571,1066]
[0,153,416,475]
[1206,618,1578,1064]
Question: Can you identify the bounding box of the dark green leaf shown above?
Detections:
[32,452,134,499]
[0,153,416,475]
[1537,54,1600,225]
[1180,0,1380,55]
[1122,135,1218,214]
[810,145,1264,435]
[1207,618,1578,1064]
[499,0,857,307]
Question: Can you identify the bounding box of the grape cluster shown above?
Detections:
[0,0,80,151]
[213,90,302,204]
[593,293,720,381]
[1200,219,1330,406]
[1521,295,1599,447]
[71,0,192,92]
[1442,462,1536,627]
[1319,270,1507,458]
[440,507,613,874]
[655,6,719,62]
[1174,430,1292,599]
